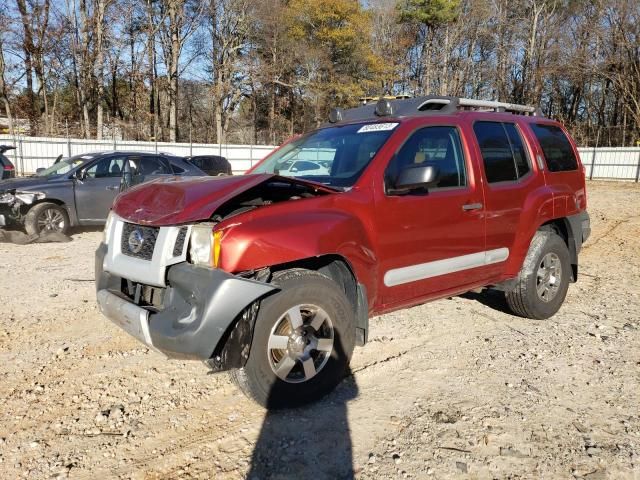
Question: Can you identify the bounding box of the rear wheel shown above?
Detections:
[24,202,70,235]
[231,269,355,409]
[505,231,571,319]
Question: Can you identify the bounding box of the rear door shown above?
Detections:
[373,120,488,308]
[470,119,545,277]
[74,154,127,222]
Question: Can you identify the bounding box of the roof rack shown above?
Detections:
[359,94,412,105]
[434,97,536,114]
[327,95,541,124]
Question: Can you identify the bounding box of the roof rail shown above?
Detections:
[457,98,536,114]
[326,95,541,125]
[417,97,537,115]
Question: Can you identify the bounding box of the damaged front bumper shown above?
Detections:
[0,190,45,227]
[95,243,276,361]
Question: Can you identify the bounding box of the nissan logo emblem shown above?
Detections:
[127,228,145,254]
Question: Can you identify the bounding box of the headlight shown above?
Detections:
[189,225,223,268]
[103,211,115,243]
[14,191,45,204]
[0,192,14,204]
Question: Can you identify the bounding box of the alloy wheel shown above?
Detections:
[536,252,562,302]
[267,304,334,384]
[37,208,65,233]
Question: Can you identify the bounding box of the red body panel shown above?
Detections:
[112,111,587,317]
[112,173,334,225]
[366,117,488,309]
[217,190,380,309]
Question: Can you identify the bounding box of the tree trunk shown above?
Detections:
[79,0,91,139]
[15,0,38,135]
[168,1,180,142]
[215,108,223,145]
[146,0,157,140]
[96,0,106,139]
[440,26,450,96]
[0,35,14,135]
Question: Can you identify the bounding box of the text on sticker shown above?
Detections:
[357,123,399,133]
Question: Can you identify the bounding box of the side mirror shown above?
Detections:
[36,167,45,174]
[389,164,440,195]
[75,169,86,181]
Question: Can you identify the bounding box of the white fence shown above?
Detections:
[0,135,276,175]
[577,147,640,181]
[1,135,639,181]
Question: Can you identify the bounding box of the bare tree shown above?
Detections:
[206,0,252,143]
[0,19,15,135]
[156,0,202,141]
[15,0,51,135]
[95,0,109,139]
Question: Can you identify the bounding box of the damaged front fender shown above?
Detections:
[0,190,46,205]
[95,243,279,361]
[0,190,46,227]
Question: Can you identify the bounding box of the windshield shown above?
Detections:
[252,122,399,188]
[35,155,93,177]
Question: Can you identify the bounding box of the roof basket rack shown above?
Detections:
[326,95,541,124]
[419,97,538,115]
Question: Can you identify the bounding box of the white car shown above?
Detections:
[279,160,330,177]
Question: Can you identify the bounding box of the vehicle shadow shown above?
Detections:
[247,332,358,480]
[460,288,513,315]
[0,225,106,244]
[0,227,73,244]
[71,226,105,235]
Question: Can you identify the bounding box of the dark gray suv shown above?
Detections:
[0,151,204,235]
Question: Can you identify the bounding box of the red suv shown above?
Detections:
[96,96,590,408]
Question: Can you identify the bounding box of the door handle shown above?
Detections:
[462,202,483,211]
[106,186,119,191]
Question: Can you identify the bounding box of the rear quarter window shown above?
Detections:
[170,161,186,174]
[530,124,578,172]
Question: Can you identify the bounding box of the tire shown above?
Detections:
[231,268,356,409]
[505,231,571,320]
[24,202,70,236]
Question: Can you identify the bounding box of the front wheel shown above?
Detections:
[505,231,571,320]
[231,269,356,409]
[24,202,70,235]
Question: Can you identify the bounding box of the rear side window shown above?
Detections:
[170,160,185,174]
[198,157,213,169]
[503,123,530,178]
[530,124,578,172]
[473,121,531,183]
[85,156,127,178]
[189,157,204,169]
[137,156,171,175]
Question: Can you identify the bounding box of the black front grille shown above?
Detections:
[121,279,165,308]
[121,223,159,260]
[173,227,188,257]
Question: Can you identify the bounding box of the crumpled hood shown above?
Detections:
[0,176,53,192]
[113,174,323,226]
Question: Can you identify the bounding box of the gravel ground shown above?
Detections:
[0,181,639,480]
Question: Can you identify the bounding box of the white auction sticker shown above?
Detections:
[357,122,399,133]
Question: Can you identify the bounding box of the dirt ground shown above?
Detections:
[0,181,639,480]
